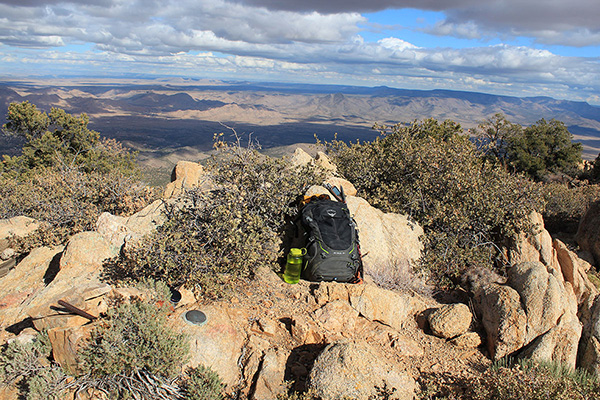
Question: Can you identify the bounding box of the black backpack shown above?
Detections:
[300,198,362,282]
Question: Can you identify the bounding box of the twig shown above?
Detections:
[57,300,97,320]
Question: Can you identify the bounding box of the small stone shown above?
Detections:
[176,288,196,307]
[8,328,38,345]
[430,362,442,372]
[261,299,273,308]
[1,248,15,261]
[450,332,482,348]
[428,303,472,339]
[313,284,329,305]
[253,318,278,336]
[291,317,309,342]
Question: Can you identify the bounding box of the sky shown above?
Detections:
[1,0,599,104]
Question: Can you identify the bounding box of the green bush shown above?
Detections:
[0,332,52,386]
[80,299,189,378]
[2,101,138,175]
[23,368,68,400]
[542,182,600,233]
[475,114,583,181]
[505,118,583,180]
[0,102,155,249]
[0,332,70,400]
[74,293,226,400]
[418,359,600,400]
[106,138,322,297]
[329,119,545,286]
[180,366,224,400]
[0,166,155,250]
[135,277,174,303]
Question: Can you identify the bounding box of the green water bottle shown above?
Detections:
[283,248,306,284]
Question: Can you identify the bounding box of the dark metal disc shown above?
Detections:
[183,310,207,326]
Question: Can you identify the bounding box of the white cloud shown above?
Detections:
[234,0,600,47]
[378,37,418,51]
[0,0,365,54]
[0,0,598,104]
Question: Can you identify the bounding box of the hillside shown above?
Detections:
[2,102,600,398]
[2,148,600,399]
[2,79,600,167]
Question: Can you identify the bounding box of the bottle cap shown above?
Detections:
[289,248,306,257]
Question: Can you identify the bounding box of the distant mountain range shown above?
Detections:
[1,79,600,166]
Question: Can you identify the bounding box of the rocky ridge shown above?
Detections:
[1,149,600,399]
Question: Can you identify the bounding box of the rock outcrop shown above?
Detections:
[163,160,208,199]
[289,148,315,169]
[576,200,600,266]
[172,304,246,389]
[0,216,39,249]
[314,280,427,332]
[0,246,63,336]
[504,211,558,269]
[348,283,424,331]
[0,232,116,338]
[475,261,582,368]
[347,195,423,273]
[579,296,600,377]
[509,262,581,367]
[504,214,599,314]
[476,282,527,360]
[96,199,166,249]
[25,232,116,331]
[554,239,599,305]
[494,209,600,371]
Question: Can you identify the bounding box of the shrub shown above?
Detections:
[542,182,600,233]
[106,136,322,297]
[180,366,224,400]
[75,295,224,400]
[475,113,522,169]
[366,260,432,297]
[2,101,138,175]
[135,277,173,303]
[329,119,545,286]
[506,119,583,180]
[0,332,70,400]
[23,368,68,400]
[418,359,600,400]
[0,102,155,249]
[0,166,155,249]
[79,299,189,378]
[0,332,52,386]
[474,114,583,181]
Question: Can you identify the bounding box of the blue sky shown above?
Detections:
[0,0,599,104]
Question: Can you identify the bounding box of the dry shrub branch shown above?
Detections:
[106,135,323,297]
